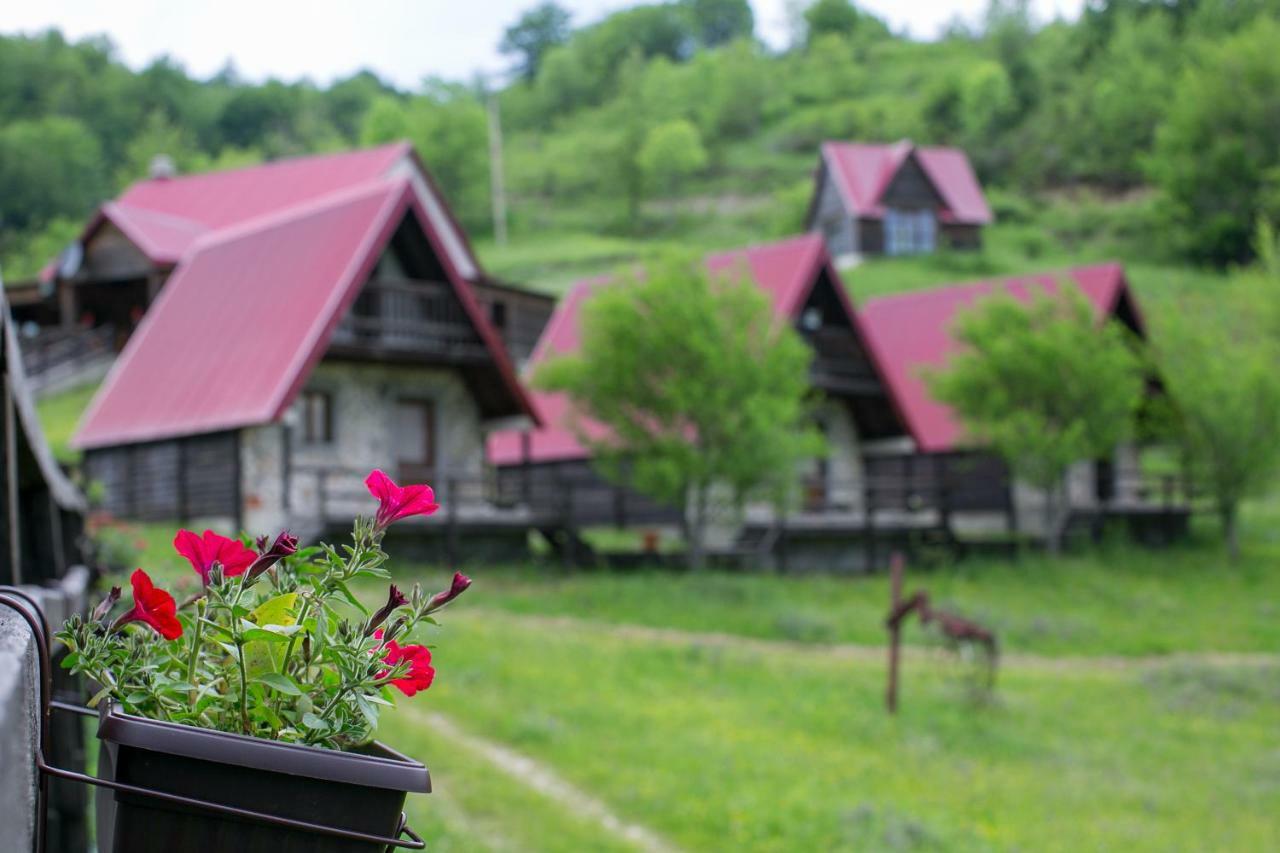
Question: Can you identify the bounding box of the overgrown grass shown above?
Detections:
[381,611,1280,851]
[34,380,99,463]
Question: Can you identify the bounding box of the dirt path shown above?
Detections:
[404,707,683,853]
[471,610,1280,674]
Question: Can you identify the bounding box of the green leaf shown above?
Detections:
[301,712,329,731]
[241,627,296,644]
[250,592,299,627]
[255,672,303,696]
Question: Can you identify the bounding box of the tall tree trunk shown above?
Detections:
[1044,482,1063,557]
[1221,502,1240,562]
[687,481,709,571]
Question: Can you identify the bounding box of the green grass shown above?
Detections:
[426,543,1280,658]
[94,517,1280,850]
[380,610,1280,852]
[35,380,99,463]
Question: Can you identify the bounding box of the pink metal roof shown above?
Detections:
[74,179,535,449]
[857,262,1143,453]
[821,141,993,225]
[45,142,480,281]
[487,234,901,466]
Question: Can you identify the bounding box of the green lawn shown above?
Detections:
[93,515,1280,851]
[378,607,1279,852]
[34,380,99,464]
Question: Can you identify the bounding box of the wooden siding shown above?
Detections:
[474,281,555,365]
[879,155,946,211]
[86,432,240,523]
[941,223,982,250]
[863,451,1011,513]
[808,166,858,257]
[495,459,682,528]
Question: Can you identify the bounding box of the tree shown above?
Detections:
[1150,18,1280,265]
[1155,295,1280,560]
[500,2,573,82]
[683,0,755,47]
[803,0,864,44]
[0,116,106,232]
[928,290,1145,554]
[535,254,823,569]
[638,119,709,193]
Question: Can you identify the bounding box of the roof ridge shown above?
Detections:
[182,176,410,257]
[121,141,410,193]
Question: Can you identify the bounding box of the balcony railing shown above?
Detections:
[330,279,490,362]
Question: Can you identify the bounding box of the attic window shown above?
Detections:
[801,307,822,332]
[298,390,333,445]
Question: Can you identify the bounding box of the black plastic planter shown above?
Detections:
[94,703,430,853]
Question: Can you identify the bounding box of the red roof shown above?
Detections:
[74,176,535,449]
[858,262,1144,453]
[820,141,993,226]
[45,142,479,280]
[487,234,898,466]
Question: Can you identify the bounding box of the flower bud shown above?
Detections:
[364,584,408,637]
[424,572,472,613]
[245,531,300,582]
[90,586,122,625]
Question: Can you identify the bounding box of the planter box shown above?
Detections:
[94,703,430,852]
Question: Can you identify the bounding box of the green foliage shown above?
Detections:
[929,290,1145,550]
[638,119,709,192]
[803,0,867,43]
[1149,17,1280,264]
[1155,281,1280,559]
[534,254,822,566]
[0,116,107,232]
[59,520,466,749]
[360,87,491,231]
[3,4,1280,273]
[500,2,574,81]
[682,0,754,47]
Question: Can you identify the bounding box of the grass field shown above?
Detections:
[99,515,1280,851]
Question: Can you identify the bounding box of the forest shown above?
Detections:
[1,0,1279,284]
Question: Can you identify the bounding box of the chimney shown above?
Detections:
[149,154,177,180]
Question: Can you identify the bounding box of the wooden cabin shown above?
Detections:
[72,146,540,557]
[806,140,993,262]
[34,144,551,369]
[489,254,1182,569]
[486,234,920,565]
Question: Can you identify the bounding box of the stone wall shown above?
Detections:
[242,360,488,535]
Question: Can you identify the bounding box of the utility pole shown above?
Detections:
[486,82,509,247]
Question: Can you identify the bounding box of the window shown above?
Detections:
[298,390,333,445]
[490,300,508,330]
[884,209,937,256]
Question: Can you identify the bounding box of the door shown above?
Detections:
[394,400,436,484]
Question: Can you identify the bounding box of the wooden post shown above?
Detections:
[886,551,905,714]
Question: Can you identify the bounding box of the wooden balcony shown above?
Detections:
[329,278,491,363]
[805,327,881,395]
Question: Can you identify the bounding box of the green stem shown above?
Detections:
[235,639,250,734]
[186,599,205,704]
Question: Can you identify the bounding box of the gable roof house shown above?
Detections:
[487,234,916,566]
[856,262,1184,543]
[70,144,541,549]
[36,142,553,371]
[807,141,993,262]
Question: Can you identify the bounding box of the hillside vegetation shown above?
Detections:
[3,0,1280,289]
